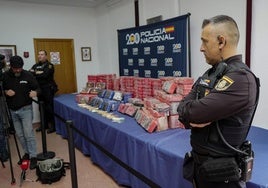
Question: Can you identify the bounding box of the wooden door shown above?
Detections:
[34,38,77,94]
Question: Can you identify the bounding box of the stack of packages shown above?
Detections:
[117,76,194,133]
[88,89,125,112]
[134,108,158,133]
[156,77,194,129]
[134,77,152,99]
[137,77,193,132]
[117,98,143,118]
[76,81,98,104]
[95,74,116,90]
[151,78,163,94]
[113,77,120,91]
[157,77,184,129]
[174,77,194,95]
[141,97,170,132]
[76,74,116,104]
[120,76,135,97]
[77,74,194,133]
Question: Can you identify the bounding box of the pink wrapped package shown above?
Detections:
[76,94,96,104]
[125,105,139,117]
[173,77,194,85]
[162,81,177,94]
[160,93,184,102]
[168,115,185,129]
[143,97,161,108]
[156,116,168,131]
[176,84,193,96]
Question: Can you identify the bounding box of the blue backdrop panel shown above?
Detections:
[118,14,189,78]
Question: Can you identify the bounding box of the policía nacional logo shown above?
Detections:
[126,25,175,45]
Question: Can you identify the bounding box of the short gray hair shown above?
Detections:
[202,15,240,45]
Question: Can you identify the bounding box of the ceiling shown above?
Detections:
[0,0,123,8]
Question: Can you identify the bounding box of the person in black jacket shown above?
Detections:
[3,55,41,169]
[30,50,57,134]
[178,15,259,188]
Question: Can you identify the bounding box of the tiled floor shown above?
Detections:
[0,124,126,188]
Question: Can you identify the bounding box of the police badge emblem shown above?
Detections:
[215,76,234,91]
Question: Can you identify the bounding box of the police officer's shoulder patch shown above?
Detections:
[215,76,234,91]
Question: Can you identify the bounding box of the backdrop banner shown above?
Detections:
[118,14,189,78]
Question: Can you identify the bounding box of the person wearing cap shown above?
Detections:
[30,50,57,134]
[0,54,9,163]
[2,55,41,170]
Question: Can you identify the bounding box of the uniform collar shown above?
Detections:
[223,54,242,64]
[38,60,48,65]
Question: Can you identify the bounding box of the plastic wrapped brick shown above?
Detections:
[173,77,194,85]
[98,90,106,98]
[169,102,180,115]
[125,105,139,117]
[162,81,177,94]
[104,90,115,100]
[113,91,123,101]
[168,115,185,129]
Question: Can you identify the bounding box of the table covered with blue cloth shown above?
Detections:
[54,94,268,188]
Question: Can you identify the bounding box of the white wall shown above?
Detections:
[139,0,179,25]
[251,0,268,128]
[96,0,135,76]
[179,0,246,80]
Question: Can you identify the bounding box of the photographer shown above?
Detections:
[0,54,9,162]
[178,15,259,188]
[2,55,41,169]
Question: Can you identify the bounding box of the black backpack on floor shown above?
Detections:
[36,158,70,184]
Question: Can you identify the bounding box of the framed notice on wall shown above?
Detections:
[81,47,91,61]
[0,45,17,64]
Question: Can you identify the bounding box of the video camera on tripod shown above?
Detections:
[0,56,22,185]
[0,75,16,135]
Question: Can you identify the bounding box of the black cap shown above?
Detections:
[0,54,5,61]
[10,55,24,68]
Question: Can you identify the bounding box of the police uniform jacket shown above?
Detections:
[3,69,40,111]
[31,61,55,87]
[177,55,258,157]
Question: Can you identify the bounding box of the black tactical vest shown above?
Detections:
[191,62,258,157]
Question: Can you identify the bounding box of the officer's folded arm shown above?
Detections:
[189,122,211,128]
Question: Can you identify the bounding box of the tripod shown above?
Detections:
[0,81,22,185]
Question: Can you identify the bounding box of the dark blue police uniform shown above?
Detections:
[30,60,57,133]
[178,55,259,188]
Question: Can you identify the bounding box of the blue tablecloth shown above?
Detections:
[54,94,268,188]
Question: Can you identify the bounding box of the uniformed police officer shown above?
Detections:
[178,15,259,188]
[30,50,58,134]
